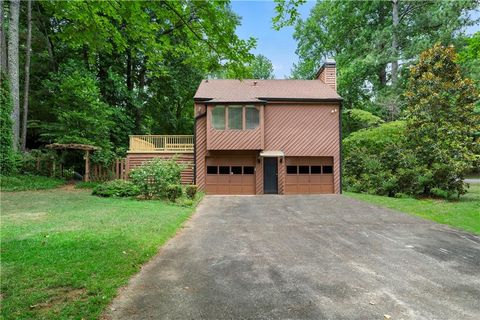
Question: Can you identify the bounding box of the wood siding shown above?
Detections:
[195,102,341,194]
[263,103,340,193]
[195,104,207,190]
[126,152,194,185]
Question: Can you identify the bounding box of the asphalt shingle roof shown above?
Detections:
[194,79,342,103]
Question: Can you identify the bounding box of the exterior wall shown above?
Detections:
[255,156,263,195]
[277,157,286,195]
[317,65,336,91]
[195,104,207,190]
[264,103,341,193]
[126,152,194,184]
[195,102,341,194]
[206,105,264,150]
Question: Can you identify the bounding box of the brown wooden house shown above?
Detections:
[126,60,341,195]
[194,60,342,195]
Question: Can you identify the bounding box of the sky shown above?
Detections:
[230,0,480,79]
[231,0,316,79]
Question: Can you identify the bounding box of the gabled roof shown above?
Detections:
[194,79,342,103]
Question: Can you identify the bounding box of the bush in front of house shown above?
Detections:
[92,180,140,197]
[185,185,198,199]
[129,158,183,199]
[165,184,183,201]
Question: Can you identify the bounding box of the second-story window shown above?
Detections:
[211,105,260,130]
[212,105,225,129]
[228,105,243,130]
[246,105,259,129]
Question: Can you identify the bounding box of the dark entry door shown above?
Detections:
[263,157,278,194]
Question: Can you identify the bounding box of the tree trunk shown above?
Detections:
[0,0,7,75]
[21,0,32,151]
[8,0,20,151]
[391,0,399,85]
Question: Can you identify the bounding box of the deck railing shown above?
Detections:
[129,135,194,153]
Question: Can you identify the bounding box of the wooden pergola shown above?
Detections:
[46,143,100,182]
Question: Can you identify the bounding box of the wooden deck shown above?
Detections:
[127,135,195,184]
[128,135,194,153]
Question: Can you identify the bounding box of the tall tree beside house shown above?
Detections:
[278,0,478,120]
[458,32,480,83]
[7,0,20,151]
[0,0,7,73]
[21,0,32,151]
[0,74,16,174]
[404,44,480,197]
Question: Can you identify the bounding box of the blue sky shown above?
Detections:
[231,0,479,79]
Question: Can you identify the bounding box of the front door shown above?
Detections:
[263,157,278,194]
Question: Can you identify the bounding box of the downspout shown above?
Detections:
[193,105,207,185]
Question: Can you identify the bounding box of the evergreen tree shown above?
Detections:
[404,44,480,196]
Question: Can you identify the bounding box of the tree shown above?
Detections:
[284,0,478,119]
[458,32,480,82]
[0,73,16,174]
[21,0,32,151]
[250,54,274,79]
[40,61,115,163]
[404,44,480,197]
[7,0,20,150]
[0,0,7,73]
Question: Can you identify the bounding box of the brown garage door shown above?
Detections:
[285,157,334,194]
[205,156,256,195]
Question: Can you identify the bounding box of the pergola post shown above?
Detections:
[85,150,90,182]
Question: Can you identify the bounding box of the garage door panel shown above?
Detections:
[205,156,256,195]
[284,157,334,194]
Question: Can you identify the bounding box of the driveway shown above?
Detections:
[106,195,480,320]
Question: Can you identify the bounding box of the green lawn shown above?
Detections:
[346,183,480,234]
[0,188,197,319]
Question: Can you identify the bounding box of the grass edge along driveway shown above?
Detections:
[1,188,198,320]
[346,183,480,235]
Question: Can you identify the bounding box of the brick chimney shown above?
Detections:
[316,59,336,91]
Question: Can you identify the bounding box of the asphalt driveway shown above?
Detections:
[106,195,480,320]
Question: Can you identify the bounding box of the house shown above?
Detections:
[126,60,341,195]
[193,60,342,195]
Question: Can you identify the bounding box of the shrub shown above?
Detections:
[92,180,140,198]
[165,184,182,201]
[0,175,65,191]
[343,121,429,197]
[185,185,198,199]
[129,158,183,199]
[343,108,384,137]
[431,188,459,200]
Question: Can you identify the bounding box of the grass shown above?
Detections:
[0,188,199,319]
[0,175,65,191]
[346,183,480,234]
[74,181,101,189]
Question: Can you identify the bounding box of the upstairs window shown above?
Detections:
[211,105,260,130]
[246,106,259,129]
[228,105,243,130]
[212,106,225,129]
